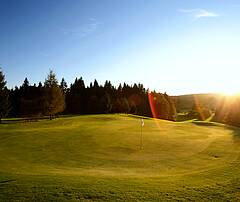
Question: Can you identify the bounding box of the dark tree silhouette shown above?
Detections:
[5,68,176,122]
[60,78,68,94]
[0,69,9,123]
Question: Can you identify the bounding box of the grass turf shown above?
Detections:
[0,114,240,201]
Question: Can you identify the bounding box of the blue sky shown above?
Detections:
[1,0,240,95]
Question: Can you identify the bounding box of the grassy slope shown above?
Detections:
[0,114,240,201]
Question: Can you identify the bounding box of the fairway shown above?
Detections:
[1,114,240,201]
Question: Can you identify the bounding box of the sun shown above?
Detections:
[220,90,240,96]
[215,84,240,96]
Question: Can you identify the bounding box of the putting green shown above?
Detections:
[0,114,240,201]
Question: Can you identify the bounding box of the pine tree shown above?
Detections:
[66,77,86,114]
[22,78,29,89]
[38,82,43,88]
[60,78,67,93]
[93,79,99,88]
[44,70,58,87]
[44,70,65,119]
[0,69,9,123]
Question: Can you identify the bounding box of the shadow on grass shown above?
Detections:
[225,125,240,141]
[191,121,240,145]
[0,179,16,184]
[0,117,49,124]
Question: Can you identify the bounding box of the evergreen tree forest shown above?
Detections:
[1,69,176,121]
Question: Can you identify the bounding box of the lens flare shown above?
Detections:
[148,91,161,129]
[193,95,205,121]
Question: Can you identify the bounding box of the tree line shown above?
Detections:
[0,69,176,122]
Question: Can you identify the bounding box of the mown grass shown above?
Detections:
[0,114,240,201]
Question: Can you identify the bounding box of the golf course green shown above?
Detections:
[0,114,240,201]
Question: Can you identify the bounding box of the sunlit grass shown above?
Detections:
[0,114,240,201]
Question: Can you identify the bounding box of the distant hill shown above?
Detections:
[171,93,223,113]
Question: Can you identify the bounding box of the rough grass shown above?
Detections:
[1,114,240,201]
